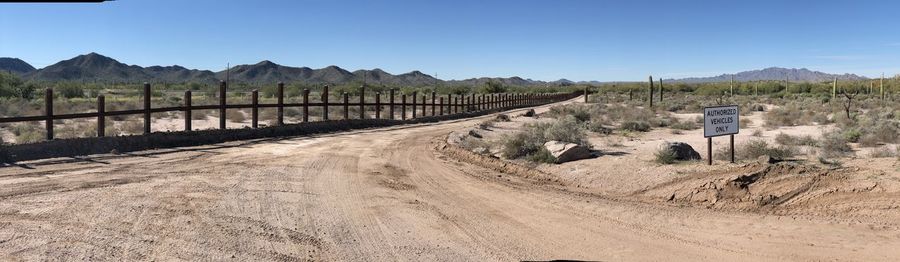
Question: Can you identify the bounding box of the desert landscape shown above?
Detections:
[3,0,900,261]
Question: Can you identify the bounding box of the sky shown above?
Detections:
[2,0,900,81]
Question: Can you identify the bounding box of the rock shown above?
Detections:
[495,114,511,122]
[658,141,701,161]
[522,109,536,117]
[447,132,467,145]
[757,155,780,164]
[472,147,490,155]
[468,129,483,138]
[543,141,592,163]
[110,149,121,155]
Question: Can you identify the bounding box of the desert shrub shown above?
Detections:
[11,123,45,144]
[458,135,491,152]
[546,104,595,122]
[764,102,825,127]
[585,120,612,134]
[730,139,796,160]
[192,110,210,120]
[120,119,144,135]
[620,121,651,132]
[603,136,624,147]
[670,119,698,130]
[542,116,588,145]
[654,147,678,164]
[526,148,557,163]
[739,118,752,128]
[820,130,853,158]
[868,146,897,158]
[751,129,763,137]
[774,133,818,147]
[842,128,862,143]
[501,116,588,161]
[227,110,246,123]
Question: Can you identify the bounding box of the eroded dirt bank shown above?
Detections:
[0,98,898,261]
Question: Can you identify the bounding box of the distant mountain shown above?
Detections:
[671,67,867,83]
[17,53,873,86]
[0,58,36,75]
[24,53,217,83]
[220,60,443,86]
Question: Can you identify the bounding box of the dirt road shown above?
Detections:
[0,100,897,261]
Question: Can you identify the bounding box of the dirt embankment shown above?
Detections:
[441,108,900,224]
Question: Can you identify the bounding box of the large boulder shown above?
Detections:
[658,141,701,161]
[544,141,592,163]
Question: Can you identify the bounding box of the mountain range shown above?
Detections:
[668,67,867,83]
[0,53,872,85]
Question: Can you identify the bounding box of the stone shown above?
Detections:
[468,129,483,138]
[472,147,490,155]
[757,155,780,164]
[522,109,536,117]
[658,141,701,161]
[448,132,467,144]
[543,140,592,163]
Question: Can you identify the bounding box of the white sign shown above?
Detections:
[703,105,739,138]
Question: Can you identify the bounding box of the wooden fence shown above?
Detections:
[0,81,580,141]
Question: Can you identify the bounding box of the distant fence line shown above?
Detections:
[0,81,581,141]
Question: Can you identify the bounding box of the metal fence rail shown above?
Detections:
[0,81,580,141]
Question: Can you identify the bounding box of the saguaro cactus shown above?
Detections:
[648,75,654,107]
[730,75,734,96]
[658,79,664,102]
[832,77,837,99]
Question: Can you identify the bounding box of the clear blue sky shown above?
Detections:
[2,0,900,81]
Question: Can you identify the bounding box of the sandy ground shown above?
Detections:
[0,98,898,260]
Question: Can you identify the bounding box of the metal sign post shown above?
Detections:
[703,105,740,165]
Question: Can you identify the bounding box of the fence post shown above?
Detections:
[431,91,436,116]
[389,89,395,120]
[421,94,427,116]
[219,81,226,129]
[401,94,407,120]
[375,92,381,119]
[412,91,417,118]
[45,88,53,140]
[359,85,366,119]
[251,89,259,128]
[470,93,475,111]
[439,97,444,115]
[454,96,459,114]
[277,82,284,125]
[444,94,453,115]
[97,95,105,137]
[302,89,309,122]
[323,85,329,121]
[343,92,349,120]
[184,90,191,131]
[143,82,151,134]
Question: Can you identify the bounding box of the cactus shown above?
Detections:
[648,75,654,107]
[658,78,664,102]
[832,77,837,99]
[730,75,734,96]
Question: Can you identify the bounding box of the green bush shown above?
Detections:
[654,147,678,164]
[620,121,651,132]
[501,116,589,161]
[820,130,853,158]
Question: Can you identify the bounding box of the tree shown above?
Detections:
[841,89,859,120]
[481,80,506,93]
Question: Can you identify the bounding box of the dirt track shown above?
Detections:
[0,100,898,261]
